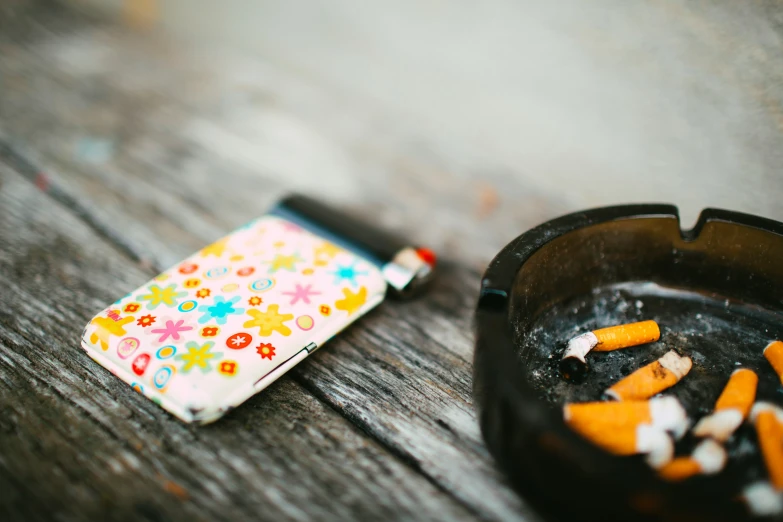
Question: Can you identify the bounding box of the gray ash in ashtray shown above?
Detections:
[517,281,783,488]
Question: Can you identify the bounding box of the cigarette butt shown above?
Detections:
[743,482,783,517]
[564,399,679,467]
[559,332,598,382]
[764,341,783,385]
[564,397,688,439]
[572,422,673,467]
[658,439,727,481]
[636,424,674,469]
[559,320,660,381]
[592,320,661,352]
[639,425,675,469]
[751,403,783,490]
[714,368,758,414]
[605,350,692,401]
[692,369,758,441]
[692,409,744,443]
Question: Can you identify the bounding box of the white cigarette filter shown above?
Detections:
[751,402,783,491]
[743,482,783,517]
[692,368,758,442]
[559,321,660,381]
[658,439,727,482]
[638,425,675,469]
[605,350,692,401]
[563,397,684,467]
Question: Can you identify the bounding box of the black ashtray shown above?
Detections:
[473,205,783,522]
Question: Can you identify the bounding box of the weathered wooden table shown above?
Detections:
[2,2,782,521]
[0,5,548,521]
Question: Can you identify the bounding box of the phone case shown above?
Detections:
[81,196,434,424]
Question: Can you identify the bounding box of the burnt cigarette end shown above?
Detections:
[560,356,589,383]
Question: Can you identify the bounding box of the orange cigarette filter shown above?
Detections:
[764,341,783,385]
[564,397,685,468]
[564,397,688,439]
[751,403,783,491]
[592,320,661,352]
[605,350,692,401]
[569,421,673,468]
[658,439,726,482]
[714,368,758,414]
[560,320,661,382]
[692,369,758,441]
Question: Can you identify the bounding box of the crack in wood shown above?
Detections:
[292,372,489,521]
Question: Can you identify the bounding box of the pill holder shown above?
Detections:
[473,205,783,522]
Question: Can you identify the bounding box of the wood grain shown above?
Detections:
[5,1,783,519]
[0,165,481,522]
[0,8,551,521]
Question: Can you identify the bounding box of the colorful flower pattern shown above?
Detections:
[266,253,303,273]
[149,318,194,344]
[226,332,253,350]
[244,305,293,337]
[198,295,245,325]
[175,341,223,373]
[282,284,320,305]
[82,216,386,423]
[200,326,220,338]
[200,238,229,258]
[256,343,276,360]
[218,361,238,376]
[137,284,188,310]
[330,262,368,287]
[179,263,198,274]
[137,314,156,327]
[90,314,135,351]
[335,287,368,315]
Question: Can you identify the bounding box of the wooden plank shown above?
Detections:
[0,12,553,521]
[0,13,564,272]
[0,165,475,521]
[10,1,782,519]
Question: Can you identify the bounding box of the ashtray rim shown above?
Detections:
[473,204,783,521]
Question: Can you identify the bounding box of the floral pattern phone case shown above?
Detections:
[81,195,435,424]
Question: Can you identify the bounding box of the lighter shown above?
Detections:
[80,195,436,424]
